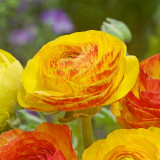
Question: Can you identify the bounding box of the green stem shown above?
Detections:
[80,118,93,149]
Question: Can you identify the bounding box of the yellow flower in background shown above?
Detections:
[0,49,23,113]
[82,127,160,160]
[18,30,139,112]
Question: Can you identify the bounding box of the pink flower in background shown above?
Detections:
[41,9,75,34]
[9,25,37,45]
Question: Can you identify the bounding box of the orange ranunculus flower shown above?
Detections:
[18,30,139,112]
[82,127,160,160]
[0,122,77,160]
[111,53,160,129]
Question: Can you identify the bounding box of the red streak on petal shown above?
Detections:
[108,51,121,67]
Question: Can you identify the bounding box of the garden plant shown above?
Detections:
[0,1,160,159]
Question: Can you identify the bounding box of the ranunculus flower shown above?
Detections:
[0,49,23,113]
[82,127,160,160]
[111,53,160,128]
[18,30,139,112]
[0,122,77,160]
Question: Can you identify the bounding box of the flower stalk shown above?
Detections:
[81,118,93,149]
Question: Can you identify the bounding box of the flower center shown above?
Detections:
[121,156,136,160]
[104,145,152,160]
[64,52,80,59]
[12,139,67,160]
[47,44,98,82]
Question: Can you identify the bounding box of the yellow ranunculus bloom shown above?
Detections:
[82,127,160,160]
[0,49,23,113]
[18,30,139,112]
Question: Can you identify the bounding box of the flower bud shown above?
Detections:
[101,18,132,43]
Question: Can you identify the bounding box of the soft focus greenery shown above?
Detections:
[0,0,160,158]
[0,0,160,63]
[101,18,132,43]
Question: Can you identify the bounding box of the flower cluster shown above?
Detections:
[1,30,160,160]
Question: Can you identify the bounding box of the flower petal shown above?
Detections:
[82,140,106,160]
[105,55,139,105]
[35,122,76,160]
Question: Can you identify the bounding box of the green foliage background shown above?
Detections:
[0,0,160,63]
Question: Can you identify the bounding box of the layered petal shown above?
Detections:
[18,30,139,112]
[111,53,160,128]
[36,122,76,160]
[0,122,76,160]
[82,127,160,160]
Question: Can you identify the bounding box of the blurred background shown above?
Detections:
[1,0,160,64]
[1,0,160,157]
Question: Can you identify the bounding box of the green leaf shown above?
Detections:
[17,110,46,131]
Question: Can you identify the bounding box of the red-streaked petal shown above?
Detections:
[0,129,24,146]
[35,122,76,160]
